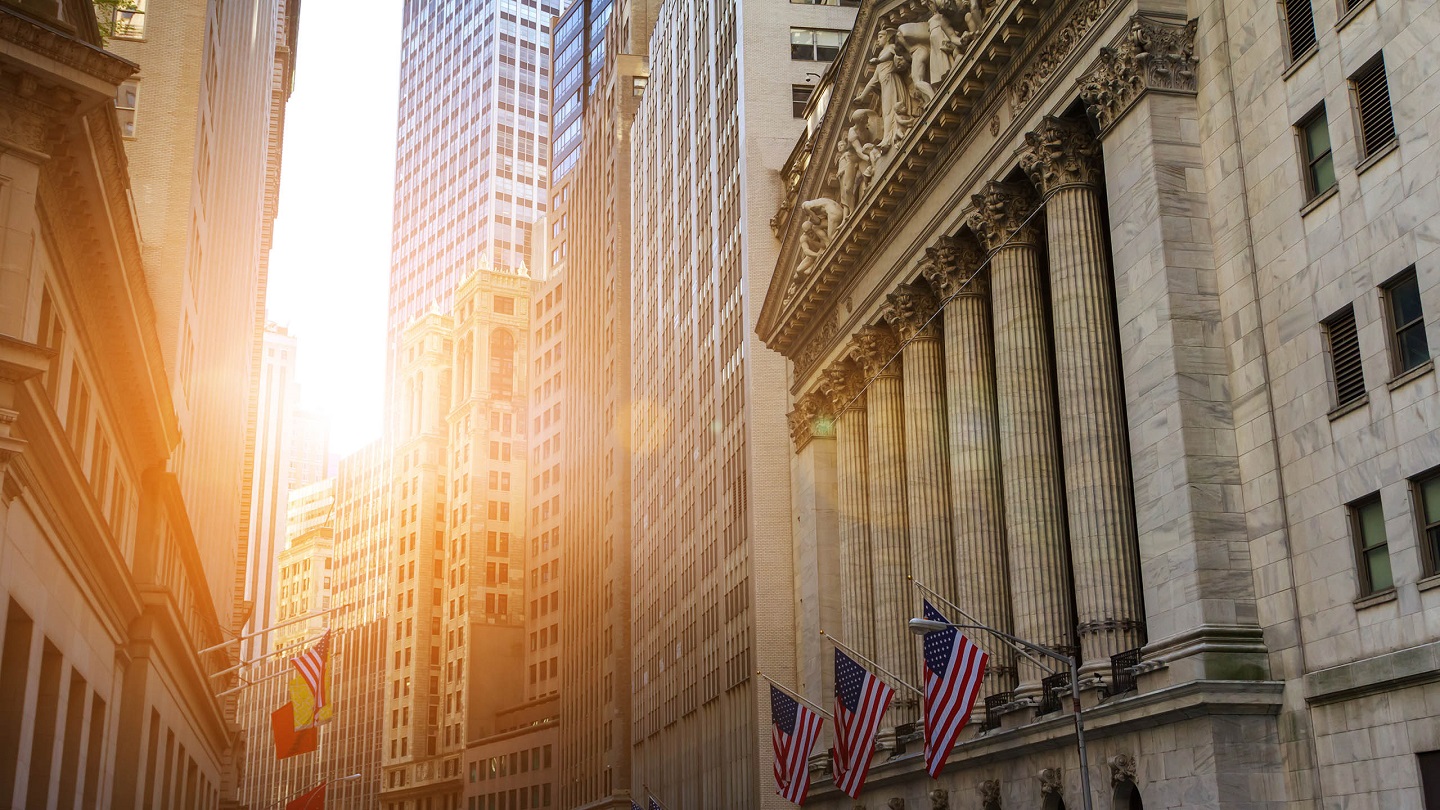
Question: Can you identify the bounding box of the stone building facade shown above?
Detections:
[0,0,250,805]
[757,0,1439,807]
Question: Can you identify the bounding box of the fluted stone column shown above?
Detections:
[919,237,1015,702]
[850,325,917,723]
[966,182,1074,700]
[1021,116,1145,679]
[880,283,957,616]
[820,359,876,661]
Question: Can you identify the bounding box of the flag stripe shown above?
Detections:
[921,601,989,778]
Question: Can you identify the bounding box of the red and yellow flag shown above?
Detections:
[269,702,317,759]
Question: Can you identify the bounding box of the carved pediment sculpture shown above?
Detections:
[785,197,846,302]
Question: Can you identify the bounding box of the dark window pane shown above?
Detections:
[1398,324,1431,372]
[1325,306,1365,406]
[1354,56,1397,157]
[1390,273,1425,326]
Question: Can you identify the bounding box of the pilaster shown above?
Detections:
[1079,15,1267,686]
[787,391,840,706]
[820,360,875,662]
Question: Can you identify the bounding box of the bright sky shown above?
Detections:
[263,0,404,457]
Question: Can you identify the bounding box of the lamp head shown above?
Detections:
[908,618,949,636]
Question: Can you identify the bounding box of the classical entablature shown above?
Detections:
[755,0,1168,370]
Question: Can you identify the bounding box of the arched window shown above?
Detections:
[1114,781,1144,810]
[490,329,515,397]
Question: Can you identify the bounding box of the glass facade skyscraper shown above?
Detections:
[387,0,564,381]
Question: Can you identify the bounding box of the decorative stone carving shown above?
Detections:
[1038,767,1063,796]
[851,324,903,379]
[881,282,942,341]
[788,391,836,451]
[821,358,868,412]
[918,234,987,299]
[795,316,840,374]
[837,109,883,216]
[786,198,846,302]
[923,1,971,80]
[1011,0,1112,114]
[965,182,1040,252]
[1109,753,1137,786]
[1078,15,1199,132]
[1019,115,1104,194]
[928,788,950,809]
[887,799,905,810]
[978,779,1002,808]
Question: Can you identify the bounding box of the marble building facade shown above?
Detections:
[758,0,1440,808]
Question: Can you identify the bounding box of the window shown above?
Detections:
[1421,750,1440,809]
[1351,55,1396,159]
[114,80,139,138]
[1297,108,1335,199]
[790,28,847,61]
[792,84,815,118]
[1350,494,1392,595]
[1382,267,1429,375]
[1415,471,1440,578]
[1281,0,1316,62]
[1323,305,1365,408]
[494,295,515,315]
[111,0,146,38]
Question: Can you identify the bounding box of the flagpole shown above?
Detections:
[907,576,1056,676]
[818,631,922,696]
[756,671,833,719]
[215,666,290,698]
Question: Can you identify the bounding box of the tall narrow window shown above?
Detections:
[1350,494,1392,595]
[489,330,515,397]
[1352,54,1397,159]
[1414,471,1440,578]
[792,84,815,118]
[1298,108,1336,199]
[1323,305,1366,408]
[1282,0,1317,62]
[1420,751,1440,809]
[114,80,139,137]
[1382,267,1430,375]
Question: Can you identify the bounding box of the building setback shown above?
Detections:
[626,1,856,806]
[756,0,1440,807]
[385,0,565,393]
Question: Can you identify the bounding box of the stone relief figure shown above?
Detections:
[962,0,987,41]
[786,197,844,300]
[896,22,938,103]
[924,0,969,80]
[836,109,882,214]
[854,28,920,150]
[928,788,950,809]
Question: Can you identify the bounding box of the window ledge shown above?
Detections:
[1300,184,1339,217]
[1357,139,1399,176]
[1418,574,1440,593]
[1282,45,1319,80]
[1354,588,1397,610]
[1336,0,1375,31]
[1386,359,1434,391]
[1328,394,1370,421]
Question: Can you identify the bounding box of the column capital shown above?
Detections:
[919,234,988,300]
[881,282,941,342]
[965,181,1041,252]
[820,358,868,412]
[850,324,902,379]
[1019,115,1104,195]
[1078,15,1199,134]
[787,390,836,451]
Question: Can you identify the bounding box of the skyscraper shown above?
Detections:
[626,1,855,806]
[548,1,653,806]
[386,0,565,390]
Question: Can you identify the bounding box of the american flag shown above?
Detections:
[290,630,331,712]
[831,648,893,798]
[770,685,822,805]
[921,600,988,778]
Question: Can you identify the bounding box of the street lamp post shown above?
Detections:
[908,618,1094,810]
